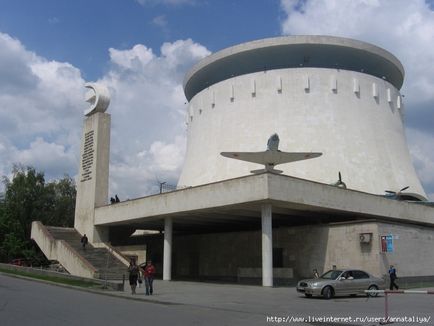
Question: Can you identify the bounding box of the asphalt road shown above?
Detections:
[0,274,260,326]
[0,274,433,326]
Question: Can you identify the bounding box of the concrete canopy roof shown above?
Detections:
[94,173,434,233]
[183,35,405,101]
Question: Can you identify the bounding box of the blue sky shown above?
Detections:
[0,0,282,80]
[0,0,433,200]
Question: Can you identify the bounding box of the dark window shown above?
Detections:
[353,270,370,279]
[273,248,283,268]
[321,270,343,280]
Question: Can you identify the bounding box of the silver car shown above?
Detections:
[296,269,385,299]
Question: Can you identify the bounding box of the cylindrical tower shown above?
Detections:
[178,35,426,199]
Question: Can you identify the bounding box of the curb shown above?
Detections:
[0,271,181,306]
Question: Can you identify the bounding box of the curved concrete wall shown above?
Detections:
[178,66,426,198]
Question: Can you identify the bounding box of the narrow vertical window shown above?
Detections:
[304,76,310,91]
[353,78,360,94]
[372,83,378,98]
[331,76,337,93]
[276,76,282,93]
[251,79,256,97]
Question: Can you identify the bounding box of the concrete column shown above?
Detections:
[163,217,173,281]
[261,203,273,287]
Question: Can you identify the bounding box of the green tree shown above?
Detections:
[0,165,76,263]
[2,166,47,241]
[44,176,76,227]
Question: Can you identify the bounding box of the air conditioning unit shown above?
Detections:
[359,233,372,243]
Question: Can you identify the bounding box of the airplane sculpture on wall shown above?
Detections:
[220,133,322,174]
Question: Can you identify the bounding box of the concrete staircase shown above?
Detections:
[45,226,128,280]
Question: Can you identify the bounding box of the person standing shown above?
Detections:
[144,260,156,295]
[313,269,320,278]
[388,265,399,290]
[80,234,88,250]
[128,259,140,294]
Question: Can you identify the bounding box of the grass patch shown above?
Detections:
[0,267,102,288]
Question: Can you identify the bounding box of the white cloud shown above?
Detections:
[408,128,434,185]
[14,137,76,176]
[0,33,38,93]
[0,30,210,199]
[108,45,154,70]
[149,136,186,172]
[101,39,210,199]
[0,32,84,190]
[280,0,434,199]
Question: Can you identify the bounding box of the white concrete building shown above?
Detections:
[32,36,434,288]
[179,36,426,200]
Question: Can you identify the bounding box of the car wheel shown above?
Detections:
[322,286,334,299]
[367,285,379,297]
[304,293,312,298]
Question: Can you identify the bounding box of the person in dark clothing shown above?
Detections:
[110,197,116,204]
[128,259,140,294]
[388,265,399,290]
[144,260,156,295]
[115,195,120,203]
[80,234,88,250]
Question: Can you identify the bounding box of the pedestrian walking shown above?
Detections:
[144,260,156,295]
[80,234,88,250]
[128,259,140,294]
[388,265,399,290]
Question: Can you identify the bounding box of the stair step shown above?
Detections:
[44,226,128,280]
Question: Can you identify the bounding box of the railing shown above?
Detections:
[365,289,434,325]
[98,241,130,266]
[157,182,178,194]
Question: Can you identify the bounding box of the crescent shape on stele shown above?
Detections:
[84,82,111,116]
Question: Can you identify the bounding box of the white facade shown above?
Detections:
[178,36,426,199]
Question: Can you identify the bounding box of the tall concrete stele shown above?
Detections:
[74,83,111,244]
[179,35,427,200]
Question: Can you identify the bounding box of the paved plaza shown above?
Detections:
[1,273,433,325]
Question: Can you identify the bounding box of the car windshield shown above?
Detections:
[320,270,343,280]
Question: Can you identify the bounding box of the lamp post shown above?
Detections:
[159,182,166,194]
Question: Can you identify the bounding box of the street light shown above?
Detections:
[159,182,166,194]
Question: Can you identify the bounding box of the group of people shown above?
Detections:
[110,195,120,204]
[78,234,156,295]
[128,259,156,295]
